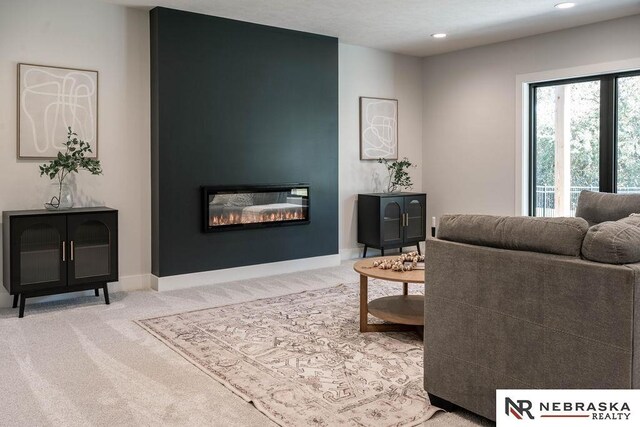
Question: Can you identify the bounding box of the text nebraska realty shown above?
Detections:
[541,401,631,420]
[509,398,631,420]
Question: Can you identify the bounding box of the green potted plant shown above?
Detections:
[39,128,102,209]
[378,157,415,192]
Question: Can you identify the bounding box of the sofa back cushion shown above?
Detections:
[575,190,640,226]
[581,215,640,264]
[438,214,589,257]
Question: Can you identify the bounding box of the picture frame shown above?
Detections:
[359,96,398,160]
[17,63,99,159]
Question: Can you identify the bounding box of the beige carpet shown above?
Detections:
[0,261,491,426]
[138,282,439,427]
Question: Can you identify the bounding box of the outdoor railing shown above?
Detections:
[535,185,640,217]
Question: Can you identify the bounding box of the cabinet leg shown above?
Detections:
[403,282,408,295]
[381,248,385,256]
[416,243,421,255]
[363,245,367,258]
[103,284,110,305]
[18,294,26,318]
[12,294,19,309]
[95,288,100,297]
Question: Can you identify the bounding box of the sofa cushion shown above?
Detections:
[575,190,640,226]
[437,214,589,257]
[581,215,640,264]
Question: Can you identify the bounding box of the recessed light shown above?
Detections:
[555,2,576,9]
[431,33,447,39]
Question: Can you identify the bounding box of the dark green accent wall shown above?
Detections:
[150,7,339,277]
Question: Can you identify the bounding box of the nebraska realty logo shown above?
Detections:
[497,390,640,426]
[505,398,534,420]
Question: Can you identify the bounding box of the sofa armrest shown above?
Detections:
[623,262,640,390]
[423,238,636,420]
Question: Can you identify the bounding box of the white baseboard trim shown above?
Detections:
[340,247,363,260]
[112,274,153,292]
[0,273,152,308]
[151,254,341,292]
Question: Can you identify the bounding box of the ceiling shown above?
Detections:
[102,0,640,56]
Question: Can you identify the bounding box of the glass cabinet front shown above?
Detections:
[382,200,403,243]
[19,223,62,286]
[72,220,111,279]
[405,198,425,240]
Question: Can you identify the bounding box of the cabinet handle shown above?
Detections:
[70,241,74,261]
[62,241,66,261]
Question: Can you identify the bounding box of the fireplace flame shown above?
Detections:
[209,208,306,227]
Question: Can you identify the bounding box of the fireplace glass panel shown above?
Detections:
[206,186,309,230]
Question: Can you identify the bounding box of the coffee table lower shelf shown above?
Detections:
[360,286,425,334]
[368,295,424,326]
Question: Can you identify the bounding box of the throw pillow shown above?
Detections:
[581,214,640,264]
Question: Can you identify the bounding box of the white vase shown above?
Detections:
[45,183,74,210]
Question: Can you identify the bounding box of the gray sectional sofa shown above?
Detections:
[423,191,640,421]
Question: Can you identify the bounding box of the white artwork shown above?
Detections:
[360,97,398,160]
[18,63,98,159]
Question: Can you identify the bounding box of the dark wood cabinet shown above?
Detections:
[2,207,118,317]
[357,193,426,257]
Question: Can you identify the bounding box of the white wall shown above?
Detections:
[0,0,151,305]
[339,43,423,259]
[422,14,640,222]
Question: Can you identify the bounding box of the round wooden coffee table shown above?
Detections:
[353,256,424,333]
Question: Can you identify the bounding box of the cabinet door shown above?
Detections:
[380,197,404,246]
[10,215,67,291]
[404,195,426,242]
[67,212,118,285]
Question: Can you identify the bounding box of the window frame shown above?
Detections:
[528,70,640,216]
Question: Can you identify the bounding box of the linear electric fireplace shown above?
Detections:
[202,184,310,232]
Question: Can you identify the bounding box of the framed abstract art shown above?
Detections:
[359,96,398,160]
[18,63,98,159]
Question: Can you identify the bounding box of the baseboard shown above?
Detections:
[151,254,341,292]
[340,247,363,260]
[111,274,153,292]
[0,273,152,308]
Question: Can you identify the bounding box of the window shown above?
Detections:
[617,75,640,193]
[529,71,640,216]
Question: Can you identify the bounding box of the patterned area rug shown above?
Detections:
[137,282,439,426]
